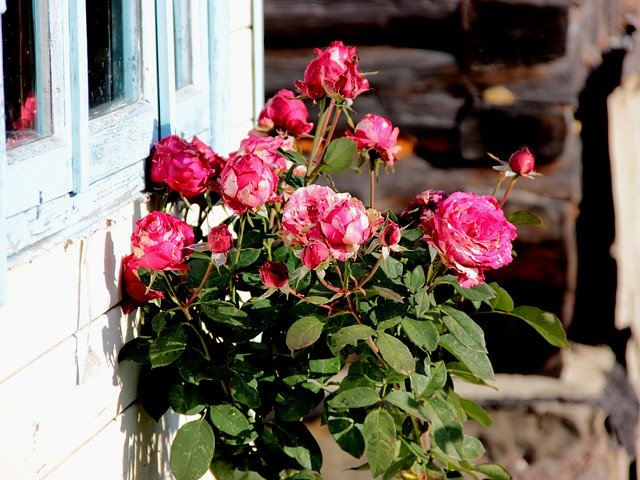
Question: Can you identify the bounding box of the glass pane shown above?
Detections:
[86,0,124,113]
[173,0,193,89]
[3,0,42,149]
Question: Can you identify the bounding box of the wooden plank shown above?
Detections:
[229,28,254,132]
[208,3,231,153]
[0,308,140,479]
[0,0,7,306]
[252,0,265,120]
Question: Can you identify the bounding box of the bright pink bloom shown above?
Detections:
[259,260,289,288]
[319,193,374,260]
[258,89,314,137]
[207,224,233,253]
[150,135,216,198]
[295,41,370,100]
[508,146,536,175]
[280,184,336,246]
[421,192,517,288]
[235,134,295,175]
[130,211,195,271]
[219,153,281,214]
[192,136,227,179]
[120,254,164,314]
[281,185,376,261]
[300,241,330,269]
[347,114,402,165]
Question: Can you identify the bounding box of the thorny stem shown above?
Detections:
[309,98,336,167]
[491,172,506,197]
[356,253,384,290]
[230,216,246,303]
[369,168,376,209]
[187,321,211,361]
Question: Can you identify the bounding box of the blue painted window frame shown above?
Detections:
[0,1,263,306]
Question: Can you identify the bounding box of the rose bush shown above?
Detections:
[118,41,567,480]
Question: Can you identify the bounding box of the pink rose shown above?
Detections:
[120,254,164,314]
[258,89,314,137]
[280,184,336,246]
[347,114,402,165]
[192,136,227,179]
[150,135,215,198]
[207,224,233,253]
[295,41,370,100]
[421,192,517,288]
[219,152,281,214]
[259,260,289,288]
[508,146,535,175]
[235,134,295,175]
[300,241,330,269]
[320,193,375,260]
[400,189,449,225]
[130,211,195,271]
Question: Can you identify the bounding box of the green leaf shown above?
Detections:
[420,397,464,460]
[235,248,262,269]
[117,336,151,364]
[380,255,404,282]
[474,463,512,480]
[511,306,569,347]
[402,317,438,352]
[210,404,251,436]
[273,422,323,471]
[370,285,404,303]
[308,357,342,376]
[230,373,261,408]
[459,397,492,427]
[488,282,514,312]
[330,324,375,353]
[201,300,249,329]
[329,386,380,409]
[169,384,205,415]
[462,434,485,460]
[441,306,487,352]
[170,418,215,480]
[420,360,448,398]
[438,334,494,381]
[363,408,396,476]
[327,415,365,458]
[376,332,415,376]
[384,390,427,421]
[320,137,357,173]
[404,266,426,293]
[413,289,433,318]
[152,312,167,335]
[454,282,496,302]
[286,316,324,351]
[150,325,188,368]
[507,210,543,226]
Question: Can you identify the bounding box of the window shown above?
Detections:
[0,1,263,305]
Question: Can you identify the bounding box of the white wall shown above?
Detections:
[0,2,260,478]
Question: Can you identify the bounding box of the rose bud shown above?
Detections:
[399,189,449,226]
[257,89,314,137]
[207,224,233,253]
[380,220,401,248]
[508,147,535,175]
[259,260,289,288]
[347,114,402,166]
[300,241,330,270]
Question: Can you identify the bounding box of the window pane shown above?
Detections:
[173,0,193,89]
[86,0,124,113]
[2,0,42,149]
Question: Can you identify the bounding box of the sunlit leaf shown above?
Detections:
[330,386,380,409]
[507,210,543,226]
[170,418,215,480]
[511,306,569,347]
[363,408,396,476]
[376,332,415,376]
[210,404,252,436]
[439,334,494,381]
[402,317,438,352]
[286,316,324,351]
[330,324,375,353]
[150,325,188,368]
[320,137,357,173]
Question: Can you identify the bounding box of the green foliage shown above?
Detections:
[118,44,567,480]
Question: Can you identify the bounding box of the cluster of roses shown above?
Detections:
[121,39,535,318]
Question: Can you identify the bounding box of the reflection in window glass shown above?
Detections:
[86,0,124,113]
[173,0,193,90]
[2,0,41,149]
